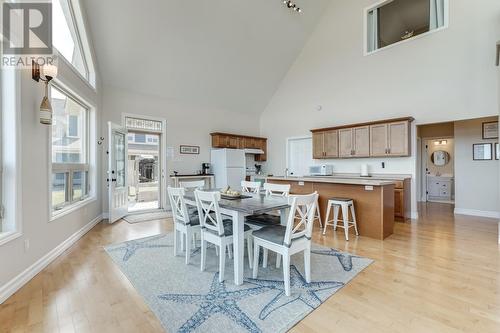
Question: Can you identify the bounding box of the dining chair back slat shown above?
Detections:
[180,180,206,190]
[283,192,318,247]
[241,181,261,194]
[264,183,291,197]
[194,190,225,236]
[167,187,190,225]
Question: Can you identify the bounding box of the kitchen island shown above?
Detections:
[267,176,396,240]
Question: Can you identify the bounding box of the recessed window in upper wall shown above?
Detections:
[366,0,448,54]
[52,0,96,87]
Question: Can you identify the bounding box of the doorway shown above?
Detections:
[122,115,167,214]
[127,131,160,212]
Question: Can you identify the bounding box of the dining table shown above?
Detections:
[183,190,291,286]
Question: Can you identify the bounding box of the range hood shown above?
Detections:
[244,148,265,155]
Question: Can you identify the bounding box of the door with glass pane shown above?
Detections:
[108,122,128,223]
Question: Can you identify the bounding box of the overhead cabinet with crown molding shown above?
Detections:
[210,133,267,161]
[311,117,414,159]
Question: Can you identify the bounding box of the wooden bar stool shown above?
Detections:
[322,197,359,241]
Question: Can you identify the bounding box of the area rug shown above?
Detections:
[105,233,373,333]
[123,211,172,224]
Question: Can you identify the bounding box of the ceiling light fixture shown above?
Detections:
[282,0,302,13]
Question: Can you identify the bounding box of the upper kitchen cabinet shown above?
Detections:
[370,120,411,157]
[338,126,370,158]
[210,133,267,161]
[312,130,338,159]
[311,117,414,159]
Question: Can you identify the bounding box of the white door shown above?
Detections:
[108,122,128,223]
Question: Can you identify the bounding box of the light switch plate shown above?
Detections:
[365,186,374,191]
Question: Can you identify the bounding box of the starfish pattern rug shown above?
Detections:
[105,233,373,333]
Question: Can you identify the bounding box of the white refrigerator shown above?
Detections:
[211,149,246,190]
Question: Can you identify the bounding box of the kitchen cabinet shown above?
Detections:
[387,121,409,156]
[370,124,389,156]
[338,127,370,158]
[427,176,453,202]
[312,130,338,159]
[312,117,413,159]
[370,121,410,157]
[210,133,267,161]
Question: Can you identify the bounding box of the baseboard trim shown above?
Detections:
[0,214,103,304]
[410,211,419,220]
[454,208,500,219]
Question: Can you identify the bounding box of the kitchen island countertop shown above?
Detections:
[266,176,396,187]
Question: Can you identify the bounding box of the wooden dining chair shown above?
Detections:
[195,190,254,282]
[241,180,261,194]
[167,187,202,265]
[252,192,318,296]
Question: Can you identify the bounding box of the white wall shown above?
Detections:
[454,117,499,217]
[101,84,261,212]
[260,0,500,217]
[0,66,103,291]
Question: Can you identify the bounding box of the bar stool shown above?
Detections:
[322,197,359,241]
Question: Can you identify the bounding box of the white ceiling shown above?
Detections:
[82,0,330,114]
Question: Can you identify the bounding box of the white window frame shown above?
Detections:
[49,83,94,219]
[0,64,23,246]
[363,0,450,56]
[52,0,97,88]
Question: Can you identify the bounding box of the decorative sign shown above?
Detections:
[180,145,200,155]
[473,143,493,160]
[482,121,498,139]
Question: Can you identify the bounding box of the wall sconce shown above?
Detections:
[32,61,58,125]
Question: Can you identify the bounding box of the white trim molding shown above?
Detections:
[0,214,103,304]
[454,208,500,219]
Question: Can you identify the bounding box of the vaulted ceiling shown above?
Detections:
[82,0,330,114]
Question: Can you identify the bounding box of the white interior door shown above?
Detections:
[108,122,128,223]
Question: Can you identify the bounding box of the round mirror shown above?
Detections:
[431,150,450,166]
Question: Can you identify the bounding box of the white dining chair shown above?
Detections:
[179,180,206,190]
[168,187,201,265]
[252,192,318,296]
[263,183,291,197]
[241,180,261,194]
[195,190,254,282]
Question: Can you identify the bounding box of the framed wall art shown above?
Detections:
[473,143,493,160]
[180,145,200,155]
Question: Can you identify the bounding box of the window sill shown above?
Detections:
[50,197,96,222]
[0,231,23,247]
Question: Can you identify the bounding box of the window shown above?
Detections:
[366,0,448,54]
[52,0,95,86]
[125,116,163,133]
[135,133,146,143]
[51,86,90,213]
[0,62,21,244]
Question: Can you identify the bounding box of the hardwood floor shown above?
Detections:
[1,203,499,332]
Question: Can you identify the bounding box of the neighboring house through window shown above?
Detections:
[51,86,91,213]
